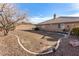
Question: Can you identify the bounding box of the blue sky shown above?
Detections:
[16,3,79,24]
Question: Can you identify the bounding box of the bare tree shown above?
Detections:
[0,3,27,36]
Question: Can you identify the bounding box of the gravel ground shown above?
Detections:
[0,30,78,56]
[0,33,29,56]
[54,36,79,56]
[40,36,79,56]
[0,30,62,56]
[12,30,58,53]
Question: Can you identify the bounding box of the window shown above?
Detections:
[58,24,61,28]
[58,23,65,29]
[61,24,65,29]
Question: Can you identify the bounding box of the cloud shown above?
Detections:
[29,16,52,24]
[61,4,79,17]
[29,13,79,24]
[68,13,79,17]
[59,13,79,17]
[28,4,79,24]
[70,3,79,11]
[71,3,79,9]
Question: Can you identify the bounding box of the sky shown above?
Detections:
[16,3,79,24]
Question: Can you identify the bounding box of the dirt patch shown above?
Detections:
[0,33,29,56]
[15,24,35,30]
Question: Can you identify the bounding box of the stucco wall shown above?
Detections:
[37,22,79,32]
[37,24,60,31]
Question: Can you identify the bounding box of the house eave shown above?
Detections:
[37,21,79,26]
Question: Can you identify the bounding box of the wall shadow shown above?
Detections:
[21,30,64,40]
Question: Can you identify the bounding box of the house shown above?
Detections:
[36,14,79,32]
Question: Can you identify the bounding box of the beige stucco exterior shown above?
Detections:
[37,22,79,32]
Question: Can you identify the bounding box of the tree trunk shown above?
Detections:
[4,30,9,36]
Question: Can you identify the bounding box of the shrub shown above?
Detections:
[34,27,39,31]
[71,27,79,36]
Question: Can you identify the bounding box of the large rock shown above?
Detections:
[69,39,79,47]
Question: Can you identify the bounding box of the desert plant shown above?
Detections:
[71,27,79,36]
[34,27,39,31]
[0,3,27,36]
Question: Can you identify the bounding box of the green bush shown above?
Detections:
[71,27,79,36]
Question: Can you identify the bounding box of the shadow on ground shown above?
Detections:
[20,30,64,56]
[21,30,64,41]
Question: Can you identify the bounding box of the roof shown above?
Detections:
[38,17,79,25]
